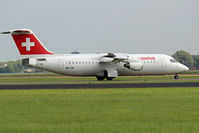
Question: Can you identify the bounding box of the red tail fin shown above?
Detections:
[3,29,53,55]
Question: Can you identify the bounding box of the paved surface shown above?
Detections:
[0,82,199,90]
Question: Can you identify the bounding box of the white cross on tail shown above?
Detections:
[22,38,35,51]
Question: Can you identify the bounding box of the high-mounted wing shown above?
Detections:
[99,53,129,63]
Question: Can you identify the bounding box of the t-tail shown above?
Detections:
[2,29,53,58]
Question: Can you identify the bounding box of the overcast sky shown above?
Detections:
[0,0,199,60]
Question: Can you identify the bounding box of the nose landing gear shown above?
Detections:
[174,74,179,79]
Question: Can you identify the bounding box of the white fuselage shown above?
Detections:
[28,53,188,77]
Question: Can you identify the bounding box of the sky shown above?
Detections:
[0,0,199,60]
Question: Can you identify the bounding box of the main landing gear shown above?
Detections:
[96,76,114,81]
[96,76,105,81]
[96,70,115,81]
[106,77,114,80]
[174,74,179,79]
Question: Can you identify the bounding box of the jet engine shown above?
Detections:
[124,61,143,71]
[22,58,37,67]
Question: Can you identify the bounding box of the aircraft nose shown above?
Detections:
[184,66,189,71]
[178,64,189,72]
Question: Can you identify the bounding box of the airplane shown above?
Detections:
[2,29,189,80]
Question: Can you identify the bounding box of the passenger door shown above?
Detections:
[58,58,64,72]
[161,57,167,68]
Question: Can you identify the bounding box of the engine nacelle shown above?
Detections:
[99,57,114,63]
[124,61,143,71]
[22,58,37,67]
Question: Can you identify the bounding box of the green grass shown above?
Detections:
[0,74,199,85]
[0,88,199,133]
[182,70,199,74]
[1,78,199,85]
[0,73,60,77]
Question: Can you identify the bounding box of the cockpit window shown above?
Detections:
[170,59,176,63]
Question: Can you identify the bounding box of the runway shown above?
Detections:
[0,82,199,90]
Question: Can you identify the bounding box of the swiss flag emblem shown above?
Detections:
[22,38,35,51]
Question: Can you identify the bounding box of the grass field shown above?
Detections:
[0,87,199,133]
[0,73,199,84]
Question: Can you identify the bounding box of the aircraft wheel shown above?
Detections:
[96,76,105,81]
[106,77,114,81]
[174,75,179,79]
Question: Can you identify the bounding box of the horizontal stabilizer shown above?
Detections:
[1,31,11,34]
[1,29,32,34]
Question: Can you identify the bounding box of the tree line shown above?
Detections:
[0,60,43,73]
[0,60,22,73]
[0,50,198,73]
[172,50,199,70]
